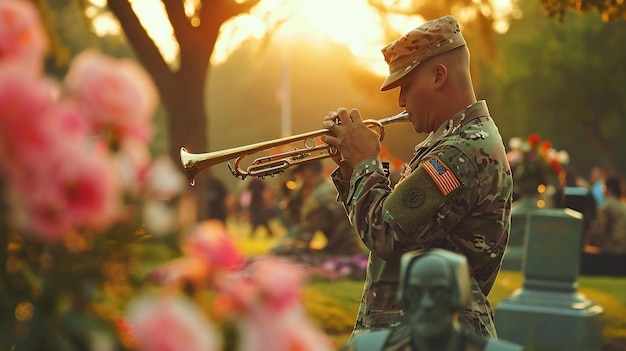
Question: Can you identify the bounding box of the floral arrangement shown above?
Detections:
[0,0,332,350]
[506,133,569,199]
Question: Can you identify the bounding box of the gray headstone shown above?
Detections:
[495,208,605,351]
[502,197,538,271]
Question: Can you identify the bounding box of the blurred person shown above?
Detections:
[247,178,275,238]
[343,249,523,351]
[206,176,229,225]
[590,166,607,208]
[589,175,626,253]
[554,166,596,236]
[269,160,364,256]
[321,15,512,338]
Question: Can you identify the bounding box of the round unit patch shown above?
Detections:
[403,188,425,208]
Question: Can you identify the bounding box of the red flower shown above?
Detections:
[527,133,541,147]
[551,158,562,176]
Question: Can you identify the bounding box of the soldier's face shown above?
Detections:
[397,65,435,134]
[404,256,454,338]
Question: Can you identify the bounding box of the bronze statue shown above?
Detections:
[343,249,524,351]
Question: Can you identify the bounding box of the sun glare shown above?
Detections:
[213,0,423,76]
[129,0,180,64]
[88,0,517,74]
[88,0,180,65]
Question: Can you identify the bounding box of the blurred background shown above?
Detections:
[3,0,626,349]
[40,0,626,201]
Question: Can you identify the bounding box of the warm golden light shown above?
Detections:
[537,184,546,194]
[129,0,180,64]
[88,0,517,72]
[213,0,423,76]
[15,302,34,321]
[88,0,180,65]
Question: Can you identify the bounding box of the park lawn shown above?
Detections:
[302,270,626,346]
[227,219,626,347]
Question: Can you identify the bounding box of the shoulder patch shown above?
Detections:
[423,156,461,195]
[403,188,425,208]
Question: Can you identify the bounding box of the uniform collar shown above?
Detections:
[415,100,489,151]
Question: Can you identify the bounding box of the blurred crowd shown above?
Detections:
[552,165,626,254]
[202,159,367,261]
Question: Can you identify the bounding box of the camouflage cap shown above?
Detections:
[380,15,466,91]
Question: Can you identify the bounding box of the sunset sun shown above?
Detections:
[213,0,423,76]
[88,0,517,76]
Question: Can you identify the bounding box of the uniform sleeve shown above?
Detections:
[343,149,479,261]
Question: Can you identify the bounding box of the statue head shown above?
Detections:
[397,249,472,338]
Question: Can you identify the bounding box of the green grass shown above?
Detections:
[226,219,626,347]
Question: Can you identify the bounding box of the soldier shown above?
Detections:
[343,249,523,351]
[321,15,513,338]
[247,178,275,238]
[269,160,364,256]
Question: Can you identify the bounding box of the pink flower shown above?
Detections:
[184,220,245,272]
[20,183,73,241]
[64,50,158,143]
[149,221,245,286]
[238,304,332,351]
[0,67,57,170]
[46,100,90,143]
[16,143,121,240]
[127,295,221,351]
[249,256,306,311]
[53,144,120,232]
[217,262,331,351]
[213,257,305,318]
[0,0,48,74]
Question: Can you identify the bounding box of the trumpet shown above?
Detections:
[180,111,410,185]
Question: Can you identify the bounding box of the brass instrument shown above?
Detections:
[180,111,410,185]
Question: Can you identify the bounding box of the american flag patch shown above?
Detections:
[423,156,460,195]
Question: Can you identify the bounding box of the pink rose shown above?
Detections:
[238,305,332,351]
[184,220,245,272]
[127,295,221,351]
[16,143,120,240]
[0,0,49,74]
[249,256,305,311]
[64,50,158,143]
[0,67,58,177]
[53,144,120,232]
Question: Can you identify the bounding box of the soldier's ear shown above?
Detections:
[433,64,447,89]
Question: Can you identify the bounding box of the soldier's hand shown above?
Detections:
[322,108,381,170]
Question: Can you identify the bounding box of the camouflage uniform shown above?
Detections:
[270,177,363,256]
[342,325,523,351]
[331,101,513,338]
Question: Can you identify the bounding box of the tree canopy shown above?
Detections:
[539,0,626,22]
[480,0,626,178]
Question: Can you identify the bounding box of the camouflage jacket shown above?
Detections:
[331,101,513,338]
[342,324,523,351]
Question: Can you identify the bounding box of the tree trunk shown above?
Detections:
[160,65,212,222]
[106,0,261,223]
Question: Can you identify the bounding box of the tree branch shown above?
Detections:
[161,0,192,48]
[106,0,172,81]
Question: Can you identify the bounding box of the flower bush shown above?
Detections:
[0,1,332,350]
[506,133,569,200]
